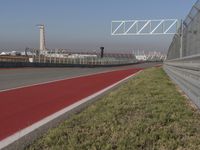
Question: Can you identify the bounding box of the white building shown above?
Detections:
[135,55,147,61]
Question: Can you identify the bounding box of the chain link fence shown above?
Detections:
[167,0,200,60]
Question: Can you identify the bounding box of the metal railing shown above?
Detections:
[0,49,137,66]
[30,56,136,65]
[0,56,29,63]
[164,56,200,107]
[164,0,200,108]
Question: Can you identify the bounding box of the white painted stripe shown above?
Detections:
[0,68,131,93]
[0,70,142,149]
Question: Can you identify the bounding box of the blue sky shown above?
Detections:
[0,0,197,52]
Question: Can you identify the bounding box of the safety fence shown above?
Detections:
[164,0,200,108]
[0,49,137,67]
[0,56,29,62]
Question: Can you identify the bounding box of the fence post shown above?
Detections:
[39,51,41,63]
[50,49,52,63]
[180,20,183,58]
[54,49,56,63]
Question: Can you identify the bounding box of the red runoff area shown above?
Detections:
[0,68,141,140]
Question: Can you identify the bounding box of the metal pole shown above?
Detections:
[50,49,52,63]
[44,52,46,63]
[180,20,183,58]
[59,50,61,64]
[54,49,56,63]
[123,21,125,34]
[39,50,40,63]
[32,50,34,62]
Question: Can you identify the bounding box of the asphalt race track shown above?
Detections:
[0,68,142,140]
[0,62,161,149]
[0,62,160,91]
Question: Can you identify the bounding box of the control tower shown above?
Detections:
[37,24,46,51]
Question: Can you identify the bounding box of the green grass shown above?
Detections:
[26,68,200,150]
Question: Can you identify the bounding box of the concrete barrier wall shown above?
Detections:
[0,61,139,68]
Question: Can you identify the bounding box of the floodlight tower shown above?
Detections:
[36,24,46,51]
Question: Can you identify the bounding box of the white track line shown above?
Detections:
[0,70,142,149]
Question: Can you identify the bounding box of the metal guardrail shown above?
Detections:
[164,56,200,108]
